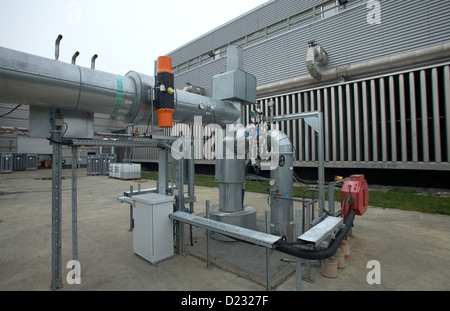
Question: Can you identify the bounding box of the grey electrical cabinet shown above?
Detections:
[132,193,174,264]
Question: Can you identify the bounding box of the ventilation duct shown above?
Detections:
[306,44,329,81]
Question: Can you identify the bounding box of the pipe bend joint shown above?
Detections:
[306,45,329,81]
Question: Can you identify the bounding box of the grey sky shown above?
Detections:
[0,0,268,76]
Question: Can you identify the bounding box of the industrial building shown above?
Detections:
[131,0,450,186]
[1,0,450,293]
[4,0,449,185]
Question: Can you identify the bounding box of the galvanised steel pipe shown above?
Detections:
[257,42,450,96]
[0,46,241,127]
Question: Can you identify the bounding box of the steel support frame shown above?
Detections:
[51,109,63,290]
[270,111,325,217]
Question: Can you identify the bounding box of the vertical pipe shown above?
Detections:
[445,66,450,162]
[55,35,63,61]
[324,88,330,162]
[311,91,316,162]
[389,76,398,162]
[362,81,370,162]
[346,84,353,162]
[370,80,379,162]
[409,72,419,162]
[298,93,304,161]
[431,68,442,163]
[292,96,299,161]
[71,146,78,262]
[51,109,63,290]
[338,85,345,161]
[399,74,408,162]
[331,87,337,161]
[354,83,361,162]
[304,94,310,162]
[420,70,430,163]
[379,78,388,162]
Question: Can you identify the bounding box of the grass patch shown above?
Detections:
[141,172,450,216]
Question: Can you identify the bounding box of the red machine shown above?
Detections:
[341,175,369,217]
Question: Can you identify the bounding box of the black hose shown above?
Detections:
[274,209,355,260]
[293,171,318,185]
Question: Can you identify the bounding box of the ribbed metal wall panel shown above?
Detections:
[255,63,450,170]
[172,0,450,95]
[168,0,325,66]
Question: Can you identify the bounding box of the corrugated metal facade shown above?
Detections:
[135,0,450,171]
[250,63,450,170]
[171,0,450,93]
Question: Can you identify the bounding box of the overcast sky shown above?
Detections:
[0,0,268,75]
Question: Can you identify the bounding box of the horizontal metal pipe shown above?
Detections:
[0,46,241,127]
[257,42,450,96]
[174,90,240,127]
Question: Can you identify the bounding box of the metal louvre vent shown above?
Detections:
[250,63,450,170]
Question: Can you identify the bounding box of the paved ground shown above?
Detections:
[0,168,449,291]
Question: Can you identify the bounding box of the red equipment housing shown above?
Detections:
[341,175,369,216]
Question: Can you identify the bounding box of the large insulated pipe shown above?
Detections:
[0,46,241,127]
[257,42,450,96]
[268,129,294,242]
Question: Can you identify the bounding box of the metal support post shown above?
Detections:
[129,185,133,231]
[158,148,169,195]
[294,209,302,291]
[265,211,272,291]
[71,146,78,262]
[206,200,212,268]
[188,136,195,213]
[51,109,63,290]
[328,182,335,216]
[176,158,185,254]
[317,112,325,216]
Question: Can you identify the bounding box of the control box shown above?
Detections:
[132,193,174,264]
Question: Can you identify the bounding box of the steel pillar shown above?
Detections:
[51,109,63,290]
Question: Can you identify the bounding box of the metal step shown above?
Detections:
[298,216,343,247]
[170,211,281,248]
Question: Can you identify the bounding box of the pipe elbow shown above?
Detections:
[306,45,329,81]
[268,129,293,154]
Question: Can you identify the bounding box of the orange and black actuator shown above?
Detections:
[155,56,175,128]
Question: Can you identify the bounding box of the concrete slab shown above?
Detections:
[0,168,449,291]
